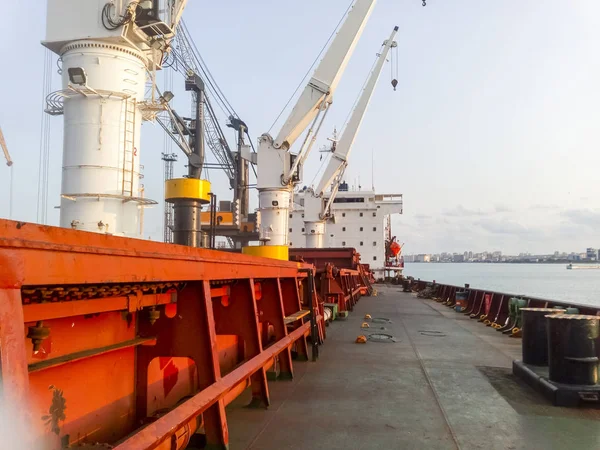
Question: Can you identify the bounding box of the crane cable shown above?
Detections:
[339,51,380,136]
[267,0,355,135]
[308,150,332,188]
[37,49,52,225]
[179,21,238,119]
[182,20,237,117]
[168,26,260,181]
[166,43,234,177]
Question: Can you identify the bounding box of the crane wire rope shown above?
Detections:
[339,50,381,136]
[165,46,235,179]
[181,20,237,117]
[167,29,262,188]
[9,164,13,219]
[37,49,52,225]
[179,21,238,119]
[311,40,390,191]
[167,37,232,122]
[308,150,332,188]
[169,22,265,183]
[266,0,356,135]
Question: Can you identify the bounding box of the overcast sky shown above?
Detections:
[1,0,599,255]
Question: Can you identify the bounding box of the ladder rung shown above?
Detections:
[284,310,311,324]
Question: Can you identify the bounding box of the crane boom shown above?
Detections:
[0,127,13,167]
[253,0,376,253]
[273,0,377,151]
[170,0,188,31]
[304,26,399,248]
[317,26,398,197]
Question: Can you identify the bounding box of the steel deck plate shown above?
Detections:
[224,286,600,450]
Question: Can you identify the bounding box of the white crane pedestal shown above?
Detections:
[304,221,326,248]
[58,41,152,235]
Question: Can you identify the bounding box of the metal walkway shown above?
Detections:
[225,285,600,450]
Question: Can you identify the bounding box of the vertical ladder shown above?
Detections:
[122,98,136,198]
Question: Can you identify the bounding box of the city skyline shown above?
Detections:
[405,247,600,263]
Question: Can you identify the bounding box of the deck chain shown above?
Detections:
[21,282,185,304]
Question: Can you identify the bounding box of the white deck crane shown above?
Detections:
[304,26,398,248]
[43,0,188,235]
[247,0,377,260]
[0,126,14,219]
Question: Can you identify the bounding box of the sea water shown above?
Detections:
[403,263,600,307]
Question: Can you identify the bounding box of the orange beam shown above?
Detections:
[22,293,174,323]
[210,286,230,298]
[28,337,157,373]
[0,219,309,288]
[114,322,310,450]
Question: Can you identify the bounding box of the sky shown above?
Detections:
[1,0,599,255]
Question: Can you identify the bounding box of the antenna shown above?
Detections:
[371,148,374,191]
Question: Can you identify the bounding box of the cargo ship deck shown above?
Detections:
[225,285,600,450]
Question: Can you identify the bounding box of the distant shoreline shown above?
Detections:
[406,260,595,265]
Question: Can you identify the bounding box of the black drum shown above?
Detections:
[546,314,600,385]
[520,308,565,366]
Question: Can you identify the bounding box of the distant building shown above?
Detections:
[586,248,597,260]
[415,254,431,263]
[453,254,465,262]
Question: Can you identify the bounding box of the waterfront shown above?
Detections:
[403,263,600,307]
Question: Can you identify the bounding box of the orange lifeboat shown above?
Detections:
[390,241,401,257]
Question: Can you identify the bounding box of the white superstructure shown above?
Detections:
[289,187,403,275]
[43,1,187,235]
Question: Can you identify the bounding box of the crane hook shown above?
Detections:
[422,0,426,6]
[391,79,398,91]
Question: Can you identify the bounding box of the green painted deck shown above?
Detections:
[225,285,600,450]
